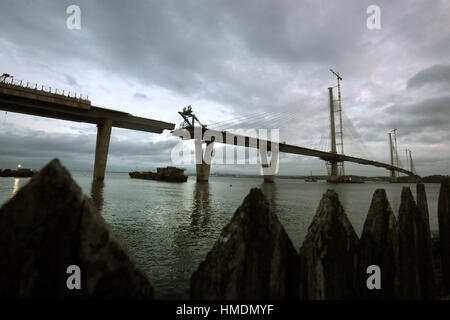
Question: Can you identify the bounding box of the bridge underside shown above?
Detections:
[0,86,175,180]
[0,94,173,134]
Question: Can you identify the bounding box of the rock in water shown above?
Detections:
[416,184,436,299]
[299,190,358,299]
[358,189,400,299]
[438,177,450,294]
[0,159,154,299]
[190,188,300,299]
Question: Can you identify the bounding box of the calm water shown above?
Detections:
[0,173,441,299]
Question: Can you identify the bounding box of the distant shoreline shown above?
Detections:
[21,169,447,183]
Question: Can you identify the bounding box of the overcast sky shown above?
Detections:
[0,0,449,176]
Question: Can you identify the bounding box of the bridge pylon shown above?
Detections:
[326,86,343,183]
[388,132,397,182]
[260,148,278,183]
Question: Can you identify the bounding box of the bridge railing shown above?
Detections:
[0,77,90,102]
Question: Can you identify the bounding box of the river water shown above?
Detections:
[0,173,441,299]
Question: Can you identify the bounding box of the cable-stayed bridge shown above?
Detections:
[0,73,420,183]
[175,85,420,183]
[177,125,419,182]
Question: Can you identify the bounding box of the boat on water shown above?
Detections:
[129,166,188,182]
[0,164,37,178]
[327,176,365,183]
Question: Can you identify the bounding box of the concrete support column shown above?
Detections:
[389,170,397,182]
[93,119,112,181]
[260,148,276,183]
[388,132,397,182]
[329,87,337,155]
[327,87,340,183]
[262,168,275,183]
[328,161,339,182]
[195,140,214,182]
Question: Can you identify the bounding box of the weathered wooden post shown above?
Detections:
[299,190,358,299]
[358,189,401,299]
[438,177,450,295]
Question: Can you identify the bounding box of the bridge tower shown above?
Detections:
[392,128,399,170]
[388,132,397,182]
[388,128,400,182]
[327,87,339,182]
[327,69,345,182]
[409,149,416,175]
[327,70,346,182]
[330,69,345,178]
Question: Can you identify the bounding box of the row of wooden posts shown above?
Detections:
[190,178,450,299]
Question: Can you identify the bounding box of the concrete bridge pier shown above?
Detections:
[262,166,275,183]
[93,119,112,181]
[195,139,214,182]
[260,148,277,183]
[389,169,397,183]
[327,160,340,182]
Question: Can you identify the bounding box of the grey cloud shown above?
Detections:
[133,92,148,100]
[0,0,449,175]
[0,1,445,121]
[349,94,450,147]
[65,74,79,87]
[407,64,450,89]
[0,1,407,111]
[383,95,450,135]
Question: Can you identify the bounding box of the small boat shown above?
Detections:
[129,166,188,182]
[0,164,37,178]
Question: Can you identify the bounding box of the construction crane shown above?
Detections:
[330,69,345,177]
[178,105,205,128]
[0,73,13,82]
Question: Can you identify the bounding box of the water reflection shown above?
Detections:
[190,182,211,232]
[10,178,20,198]
[90,179,105,213]
[164,182,213,299]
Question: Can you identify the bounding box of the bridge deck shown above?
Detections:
[181,126,419,178]
[0,82,175,133]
